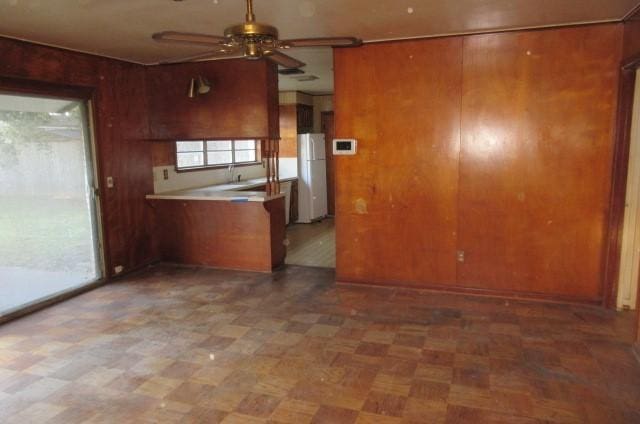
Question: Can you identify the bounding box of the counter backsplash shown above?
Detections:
[152,157,299,194]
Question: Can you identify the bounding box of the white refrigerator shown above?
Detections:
[297,133,328,223]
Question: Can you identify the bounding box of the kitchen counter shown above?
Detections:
[147,174,296,272]
[145,175,297,202]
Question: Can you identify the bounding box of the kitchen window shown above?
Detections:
[176,139,258,170]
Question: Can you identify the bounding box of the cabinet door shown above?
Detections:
[296,104,313,133]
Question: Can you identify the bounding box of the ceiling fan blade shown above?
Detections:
[278,37,362,48]
[159,48,244,65]
[152,31,228,47]
[265,51,306,69]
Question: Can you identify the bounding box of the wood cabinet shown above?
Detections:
[146,59,279,140]
[152,197,285,272]
[296,104,314,133]
[278,103,314,157]
[240,181,298,224]
[278,104,298,158]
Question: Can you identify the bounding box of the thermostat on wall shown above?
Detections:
[333,139,357,155]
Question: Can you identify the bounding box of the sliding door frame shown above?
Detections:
[604,53,640,308]
[0,76,108,323]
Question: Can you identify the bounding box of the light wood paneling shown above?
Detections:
[334,38,463,288]
[334,24,623,302]
[457,25,622,301]
[278,104,298,158]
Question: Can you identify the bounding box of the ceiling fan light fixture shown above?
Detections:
[197,76,211,94]
[153,0,361,68]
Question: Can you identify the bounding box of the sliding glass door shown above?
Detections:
[0,92,102,316]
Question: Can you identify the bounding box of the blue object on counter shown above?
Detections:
[231,197,250,202]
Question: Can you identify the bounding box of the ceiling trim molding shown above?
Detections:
[362,19,622,46]
[623,1,640,20]
[0,33,145,65]
[0,16,630,66]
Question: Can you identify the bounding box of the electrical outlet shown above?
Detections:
[457,250,465,263]
[106,176,114,188]
[163,169,169,180]
[114,265,123,274]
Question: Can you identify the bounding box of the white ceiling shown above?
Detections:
[1,0,638,93]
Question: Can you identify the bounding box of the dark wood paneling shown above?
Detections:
[0,36,156,278]
[151,142,177,167]
[147,59,277,140]
[278,104,298,158]
[96,62,155,274]
[458,25,622,301]
[321,112,336,216]
[334,38,463,287]
[152,198,285,272]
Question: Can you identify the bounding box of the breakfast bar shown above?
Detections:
[147,187,286,272]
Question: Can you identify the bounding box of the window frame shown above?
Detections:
[175,139,260,172]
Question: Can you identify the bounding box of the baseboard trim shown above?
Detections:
[335,278,603,307]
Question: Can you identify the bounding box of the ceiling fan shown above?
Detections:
[152,0,362,68]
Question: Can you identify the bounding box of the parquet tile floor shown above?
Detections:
[0,264,639,423]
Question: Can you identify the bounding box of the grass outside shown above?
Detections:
[0,195,97,275]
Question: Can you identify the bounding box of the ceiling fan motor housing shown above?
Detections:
[224,22,278,41]
[224,22,278,59]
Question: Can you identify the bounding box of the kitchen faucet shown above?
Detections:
[228,164,235,183]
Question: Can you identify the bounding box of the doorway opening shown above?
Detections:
[284,113,336,269]
[618,69,640,310]
[0,92,103,316]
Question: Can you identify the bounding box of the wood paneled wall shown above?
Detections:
[0,36,155,277]
[335,37,463,287]
[147,59,279,140]
[334,24,623,303]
